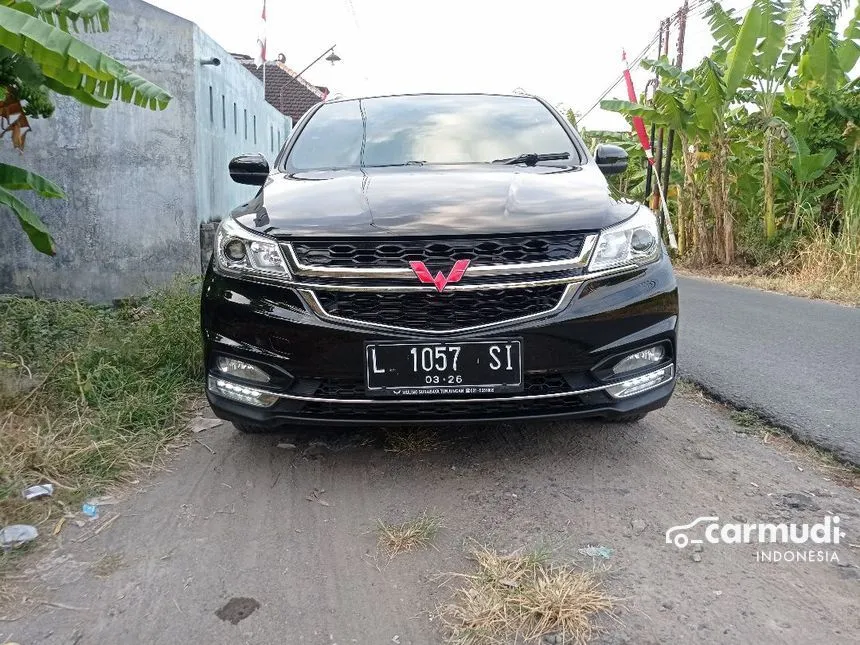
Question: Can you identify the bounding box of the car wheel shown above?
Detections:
[609,412,648,424]
[233,422,272,434]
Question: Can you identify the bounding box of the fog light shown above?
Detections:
[612,346,666,375]
[607,365,674,398]
[216,356,270,383]
[208,375,278,407]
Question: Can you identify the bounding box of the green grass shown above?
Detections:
[0,278,203,528]
[730,409,765,432]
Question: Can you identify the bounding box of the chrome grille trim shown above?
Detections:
[212,365,675,405]
[282,234,598,279]
[289,264,639,293]
[299,283,578,335]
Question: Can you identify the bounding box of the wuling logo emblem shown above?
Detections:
[409,260,470,292]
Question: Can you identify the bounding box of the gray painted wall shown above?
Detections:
[193,26,290,225]
[0,0,290,302]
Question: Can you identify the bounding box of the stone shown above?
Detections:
[303,442,331,458]
[782,492,817,511]
[695,447,716,460]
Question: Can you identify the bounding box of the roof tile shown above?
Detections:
[233,54,324,122]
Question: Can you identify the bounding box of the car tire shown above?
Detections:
[609,412,648,423]
[233,422,271,434]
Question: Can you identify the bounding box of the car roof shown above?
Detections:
[323,92,544,104]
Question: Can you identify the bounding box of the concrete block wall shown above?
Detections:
[193,25,291,226]
[0,0,290,302]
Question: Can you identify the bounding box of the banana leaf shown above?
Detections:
[0,5,170,110]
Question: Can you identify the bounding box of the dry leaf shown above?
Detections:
[306,489,333,507]
[190,417,223,433]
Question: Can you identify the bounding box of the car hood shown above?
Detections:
[233,165,639,237]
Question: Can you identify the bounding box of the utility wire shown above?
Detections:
[578,1,697,122]
[344,0,361,31]
[578,0,752,124]
[577,28,662,122]
[342,0,371,87]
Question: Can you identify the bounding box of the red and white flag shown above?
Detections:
[255,0,267,67]
[622,50,654,166]
[621,50,677,249]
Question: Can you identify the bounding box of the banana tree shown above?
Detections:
[0,0,171,255]
[837,2,860,76]
[603,2,761,264]
[710,0,805,240]
[0,1,109,31]
[774,133,839,229]
[794,0,858,93]
[604,59,710,260]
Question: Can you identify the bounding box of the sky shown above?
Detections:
[144,0,755,131]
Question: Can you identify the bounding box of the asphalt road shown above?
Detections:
[677,275,860,465]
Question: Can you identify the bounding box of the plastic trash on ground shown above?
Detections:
[82,502,100,519]
[0,524,39,550]
[22,483,54,500]
[578,545,614,560]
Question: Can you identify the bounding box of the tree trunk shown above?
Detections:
[707,148,722,263]
[721,135,735,263]
[712,190,724,263]
[680,135,711,266]
[724,200,735,264]
[763,126,776,239]
[706,133,734,264]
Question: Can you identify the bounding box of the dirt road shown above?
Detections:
[3,387,859,645]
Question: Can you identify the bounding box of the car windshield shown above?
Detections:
[284,94,580,172]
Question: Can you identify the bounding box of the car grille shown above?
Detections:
[290,233,587,269]
[297,393,608,421]
[314,285,566,331]
[312,373,572,399]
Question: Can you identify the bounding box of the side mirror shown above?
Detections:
[229,153,270,185]
[595,144,628,176]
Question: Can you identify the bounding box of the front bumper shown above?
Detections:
[201,255,679,427]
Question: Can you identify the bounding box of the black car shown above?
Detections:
[201,93,678,432]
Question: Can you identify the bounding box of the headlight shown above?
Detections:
[214,217,290,279]
[588,208,661,272]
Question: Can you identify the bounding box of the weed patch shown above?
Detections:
[384,427,445,454]
[436,543,614,645]
[377,511,442,559]
[730,410,764,432]
[0,278,203,528]
[677,265,860,307]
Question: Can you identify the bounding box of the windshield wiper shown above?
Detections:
[362,160,426,168]
[492,152,571,166]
